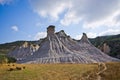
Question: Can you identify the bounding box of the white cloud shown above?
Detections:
[83,11,120,29]
[75,29,120,40]
[98,29,120,36]
[34,32,47,40]
[30,0,120,28]
[62,0,120,28]
[75,34,82,40]
[60,11,81,26]
[87,32,97,38]
[30,0,71,21]
[11,26,18,31]
[75,32,97,40]
[0,0,13,5]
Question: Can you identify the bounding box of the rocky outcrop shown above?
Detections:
[8,42,39,60]
[8,25,119,64]
[98,43,110,54]
[102,43,111,54]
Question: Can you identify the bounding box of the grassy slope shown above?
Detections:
[102,62,120,80]
[0,63,97,80]
[0,62,120,80]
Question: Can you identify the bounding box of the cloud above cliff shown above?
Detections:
[30,0,120,29]
[11,26,19,31]
[34,32,47,40]
[75,29,120,40]
[30,0,71,21]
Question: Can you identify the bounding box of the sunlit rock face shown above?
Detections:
[8,25,119,64]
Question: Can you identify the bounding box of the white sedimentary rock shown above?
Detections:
[8,25,119,63]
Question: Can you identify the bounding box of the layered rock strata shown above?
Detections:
[8,25,119,63]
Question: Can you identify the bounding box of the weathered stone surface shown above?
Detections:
[8,42,39,60]
[100,43,111,54]
[8,25,119,64]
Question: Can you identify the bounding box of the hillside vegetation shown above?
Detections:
[0,41,37,63]
[0,62,120,80]
[89,34,120,59]
[0,41,36,55]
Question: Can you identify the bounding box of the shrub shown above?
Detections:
[0,55,8,64]
[23,66,26,69]
[16,67,22,70]
[0,55,16,64]
[8,68,14,71]
[7,57,16,63]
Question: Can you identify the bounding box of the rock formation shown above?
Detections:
[100,43,110,54]
[8,42,39,61]
[8,25,119,63]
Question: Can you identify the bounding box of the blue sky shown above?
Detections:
[0,0,120,44]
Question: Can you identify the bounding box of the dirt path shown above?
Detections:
[96,63,107,80]
[83,63,107,80]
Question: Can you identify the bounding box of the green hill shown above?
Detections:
[89,34,120,59]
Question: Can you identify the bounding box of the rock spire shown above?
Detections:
[47,25,55,36]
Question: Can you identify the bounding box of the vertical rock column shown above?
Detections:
[80,33,91,44]
[47,25,55,37]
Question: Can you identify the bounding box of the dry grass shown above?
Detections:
[100,62,120,80]
[0,62,119,80]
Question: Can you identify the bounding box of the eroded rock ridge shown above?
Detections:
[8,25,119,63]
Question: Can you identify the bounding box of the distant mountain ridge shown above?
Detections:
[6,25,119,63]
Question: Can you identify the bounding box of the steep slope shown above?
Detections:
[78,33,117,62]
[0,41,39,55]
[19,26,92,63]
[8,42,39,60]
[8,25,119,63]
